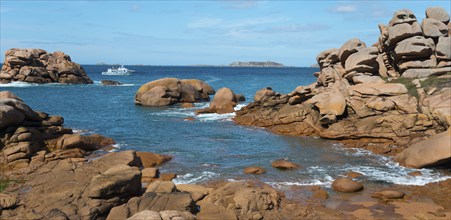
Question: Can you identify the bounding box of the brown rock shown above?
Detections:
[136,151,172,168]
[86,164,141,199]
[344,47,379,74]
[408,171,422,176]
[235,94,246,102]
[176,184,212,202]
[332,178,364,193]
[346,171,364,178]
[254,87,276,102]
[371,190,405,199]
[159,210,195,220]
[142,167,159,178]
[312,189,329,200]
[181,102,194,108]
[436,36,451,61]
[338,38,367,66]
[388,22,423,45]
[0,193,17,209]
[101,80,122,86]
[243,166,266,174]
[127,210,162,220]
[159,173,177,181]
[208,87,237,114]
[426,6,450,24]
[394,129,451,168]
[134,78,214,107]
[316,48,339,68]
[53,133,115,151]
[422,18,448,38]
[145,180,176,193]
[271,159,300,169]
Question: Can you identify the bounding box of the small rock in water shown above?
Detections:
[408,171,422,176]
[101,80,122,86]
[243,166,266,174]
[184,117,195,121]
[371,190,405,199]
[181,103,194,108]
[312,188,329,200]
[271,159,300,170]
[346,171,364,179]
[332,177,364,193]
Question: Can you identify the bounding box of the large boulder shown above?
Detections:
[134,78,214,107]
[338,38,367,66]
[0,48,92,84]
[425,7,450,24]
[344,47,379,74]
[208,87,237,114]
[316,48,339,68]
[422,18,448,38]
[254,87,276,102]
[394,129,451,168]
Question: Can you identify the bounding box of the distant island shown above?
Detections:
[229,61,285,67]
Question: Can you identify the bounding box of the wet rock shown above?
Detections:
[101,80,122,86]
[243,166,267,174]
[332,178,364,193]
[312,189,329,200]
[271,159,300,170]
[181,102,194,108]
[346,171,364,179]
[371,190,405,199]
[408,171,422,176]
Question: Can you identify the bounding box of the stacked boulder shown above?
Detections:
[135,78,215,106]
[0,91,113,172]
[0,48,93,84]
[235,7,450,168]
[378,8,451,78]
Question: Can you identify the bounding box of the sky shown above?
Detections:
[1,0,450,66]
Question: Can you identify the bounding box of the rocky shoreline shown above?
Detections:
[1,6,451,220]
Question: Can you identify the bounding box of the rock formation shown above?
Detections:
[135,78,215,107]
[0,48,93,84]
[0,91,114,173]
[234,7,451,168]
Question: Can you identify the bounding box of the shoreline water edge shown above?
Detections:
[1,6,451,220]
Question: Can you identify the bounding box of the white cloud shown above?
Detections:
[130,4,141,12]
[331,4,357,13]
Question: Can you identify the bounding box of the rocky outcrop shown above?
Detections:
[0,91,116,173]
[134,78,215,107]
[234,7,451,165]
[0,48,93,84]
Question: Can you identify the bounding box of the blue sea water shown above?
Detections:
[1,65,449,187]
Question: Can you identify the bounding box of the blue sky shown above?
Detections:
[1,1,450,66]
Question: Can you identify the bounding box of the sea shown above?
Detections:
[1,65,450,189]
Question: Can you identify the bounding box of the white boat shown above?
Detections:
[101,65,135,75]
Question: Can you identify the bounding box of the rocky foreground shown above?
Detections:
[235,7,451,169]
[0,48,93,84]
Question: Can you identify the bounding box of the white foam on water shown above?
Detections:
[205,76,221,83]
[0,81,58,87]
[196,112,236,122]
[331,146,451,186]
[173,171,219,184]
[108,144,122,152]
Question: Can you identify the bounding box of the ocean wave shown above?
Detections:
[0,81,59,87]
[205,76,221,83]
[173,171,219,184]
